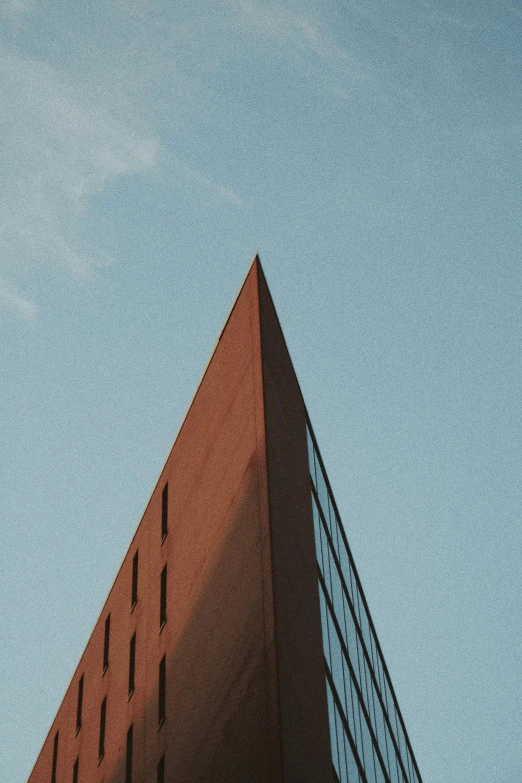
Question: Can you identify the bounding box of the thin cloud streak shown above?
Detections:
[223,0,411,105]
[227,0,352,63]
[0,277,37,319]
[0,46,161,316]
[0,0,37,14]
[174,159,244,206]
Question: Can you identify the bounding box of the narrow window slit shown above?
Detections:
[103,614,110,673]
[76,674,84,734]
[128,633,136,698]
[158,655,166,728]
[51,731,59,783]
[125,724,133,783]
[157,754,165,783]
[160,565,167,630]
[131,551,138,610]
[161,483,168,542]
[98,697,106,763]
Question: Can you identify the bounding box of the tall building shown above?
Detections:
[29,257,423,783]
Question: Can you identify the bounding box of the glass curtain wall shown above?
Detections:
[306,419,423,783]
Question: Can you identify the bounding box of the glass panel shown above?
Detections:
[384,723,401,783]
[327,681,340,776]
[308,418,422,783]
[328,607,347,714]
[370,634,380,688]
[373,687,393,781]
[355,636,372,718]
[342,655,357,742]
[319,586,332,660]
[338,539,353,604]
[349,567,360,627]
[358,703,377,783]
[312,495,322,554]
[385,680,398,735]
[336,707,348,783]
[395,710,410,778]
[316,459,331,535]
[330,495,341,559]
[357,597,374,669]
[345,610,360,684]
[406,751,416,781]
[318,515,330,588]
[345,732,361,783]
[330,554,347,639]
[349,675,362,751]
[307,427,316,486]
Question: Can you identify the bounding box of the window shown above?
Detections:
[160,565,167,629]
[125,724,133,783]
[161,482,168,542]
[131,551,138,610]
[51,731,59,783]
[103,614,110,673]
[157,755,165,783]
[76,674,84,734]
[158,655,166,728]
[128,633,136,698]
[72,757,79,783]
[98,697,106,763]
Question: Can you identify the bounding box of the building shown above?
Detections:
[28,256,423,783]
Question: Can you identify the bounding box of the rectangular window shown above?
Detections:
[98,697,106,762]
[131,551,138,610]
[72,757,79,783]
[103,614,110,673]
[76,674,84,734]
[51,731,59,783]
[161,483,168,542]
[160,565,167,629]
[157,755,165,783]
[128,633,136,697]
[158,655,166,727]
[125,724,133,783]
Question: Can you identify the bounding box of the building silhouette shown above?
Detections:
[28,257,423,783]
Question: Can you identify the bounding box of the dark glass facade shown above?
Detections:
[306,419,423,783]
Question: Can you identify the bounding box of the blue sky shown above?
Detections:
[1,0,521,780]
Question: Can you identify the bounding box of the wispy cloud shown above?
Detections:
[0,0,38,14]
[227,0,351,63]
[0,277,37,319]
[174,159,243,206]
[220,0,380,105]
[0,46,160,316]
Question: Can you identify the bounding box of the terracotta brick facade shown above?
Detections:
[28,258,331,783]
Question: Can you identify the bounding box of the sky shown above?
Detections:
[1,0,521,780]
